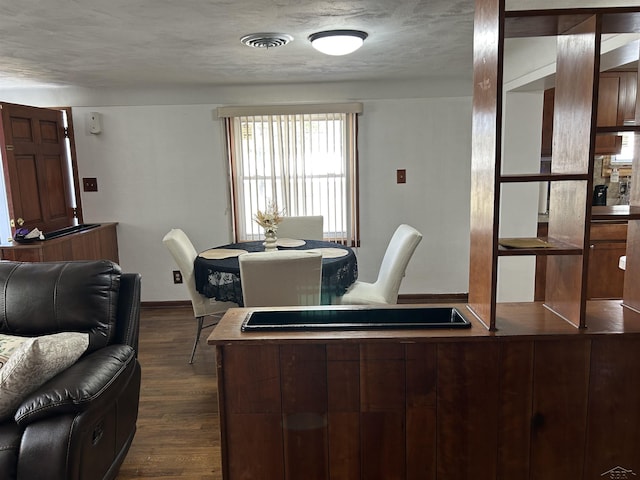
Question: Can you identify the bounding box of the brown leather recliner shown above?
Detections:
[0,260,142,480]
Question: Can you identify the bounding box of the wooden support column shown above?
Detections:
[544,15,600,328]
[622,42,640,313]
[468,0,504,330]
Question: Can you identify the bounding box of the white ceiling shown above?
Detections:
[0,0,474,89]
[0,0,639,90]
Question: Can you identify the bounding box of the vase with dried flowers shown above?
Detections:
[254,201,283,252]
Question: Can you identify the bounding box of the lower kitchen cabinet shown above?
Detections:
[587,221,627,299]
[536,221,627,300]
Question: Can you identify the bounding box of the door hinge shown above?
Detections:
[5,145,13,151]
[63,127,69,138]
[9,218,24,228]
[72,208,78,218]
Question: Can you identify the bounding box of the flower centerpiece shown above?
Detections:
[254,201,283,251]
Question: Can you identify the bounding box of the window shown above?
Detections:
[611,130,634,164]
[219,104,361,244]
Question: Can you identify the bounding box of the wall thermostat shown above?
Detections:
[88,112,102,134]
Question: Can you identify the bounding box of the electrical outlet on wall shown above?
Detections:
[83,177,98,192]
[173,270,183,284]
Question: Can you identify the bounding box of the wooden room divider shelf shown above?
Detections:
[597,125,640,134]
[497,238,582,257]
[469,0,640,331]
[499,173,590,182]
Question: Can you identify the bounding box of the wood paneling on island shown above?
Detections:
[209,303,640,480]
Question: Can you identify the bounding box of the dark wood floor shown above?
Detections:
[116,296,467,479]
[116,306,222,480]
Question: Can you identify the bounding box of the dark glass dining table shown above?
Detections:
[193,239,358,306]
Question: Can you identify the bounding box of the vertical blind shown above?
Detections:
[220,104,361,244]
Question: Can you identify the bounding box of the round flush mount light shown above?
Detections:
[308,30,368,56]
[241,33,293,49]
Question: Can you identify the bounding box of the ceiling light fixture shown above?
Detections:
[308,30,368,56]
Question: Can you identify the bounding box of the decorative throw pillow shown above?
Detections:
[0,332,89,421]
[0,334,29,369]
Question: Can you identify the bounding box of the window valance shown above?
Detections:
[217,102,363,118]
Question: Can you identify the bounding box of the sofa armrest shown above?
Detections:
[14,344,136,426]
[115,273,142,352]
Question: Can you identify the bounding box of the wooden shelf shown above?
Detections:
[597,125,640,134]
[499,173,589,182]
[504,8,640,38]
[498,237,582,256]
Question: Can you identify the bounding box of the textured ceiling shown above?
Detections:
[0,0,638,90]
[0,0,475,88]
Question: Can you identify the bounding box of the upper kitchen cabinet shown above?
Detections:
[541,71,637,158]
[604,70,638,124]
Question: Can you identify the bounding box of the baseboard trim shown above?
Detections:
[142,300,192,308]
[398,293,469,304]
[142,294,469,309]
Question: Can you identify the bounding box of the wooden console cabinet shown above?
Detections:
[0,222,119,263]
[210,305,640,480]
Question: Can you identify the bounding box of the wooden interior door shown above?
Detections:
[0,102,75,233]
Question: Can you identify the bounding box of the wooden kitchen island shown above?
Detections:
[208,302,640,480]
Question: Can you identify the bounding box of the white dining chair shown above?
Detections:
[336,224,423,305]
[162,228,238,363]
[239,250,323,307]
[277,215,324,240]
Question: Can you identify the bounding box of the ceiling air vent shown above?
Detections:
[241,33,293,49]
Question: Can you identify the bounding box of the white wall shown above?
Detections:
[497,91,545,302]
[65,93,474,302]
[1,79,549,304]
[72,105,234,302]
[357,98,471,294]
